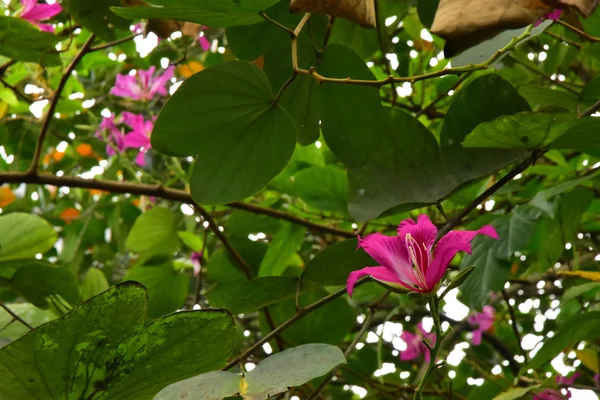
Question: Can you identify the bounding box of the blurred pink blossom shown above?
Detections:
[18,0,62,32]
[534,9,563,27]
[400,322,436,363]
[121,112,154,166]
[468,305,495,346]
[110,66,175,101]
[96,114,126,157]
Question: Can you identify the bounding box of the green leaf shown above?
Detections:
[549,117,600,156]
[462,112,575,149]
[229,276,299,314]
[562,282,600,303]
[530,170,600,216]
[80,268,110,301]
[0,212,57,261]
[258,223,306,276]
[293,165,348,214]
[0,17,61,66]
[111,0,279,28]
[523,311,600,372]
[0,303,57,343]
[151,61,296,204]
[205,249,248,308]
[154,344,345,400]
[126,207,180,258]
[492,385,541,400]
[178,231,203,252]
[417,0,440,28]
[318,44,382,167]
[63,0,129,40]
[10,262,80,309]
[580,76,600,103]
[518,85,578,110]
[442,266,475,298]
[280,75,321,145]
[301,239,375,289]
[329,18,379,59]
[125,264,189,319]
[0,283,235,400]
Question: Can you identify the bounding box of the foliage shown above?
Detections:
[0,0,600,399]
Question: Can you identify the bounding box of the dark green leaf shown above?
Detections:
[0,17,60,66]
[518,85,578,110]
[562,282,600,304]
[229,276,299,314]
[293,165,348,214]
[0,303,56,343]
[580,76,600,103]
[329,18,379,59]
[280,75,320,145]
[63,0,129,40]
[125,264,189,319]
[318,44,382,167]
[417,0,439,28]
[549,118,600,156]
[0,283,236,400]
[10,262,80,309]
[111,0,279,27]
[301,239,375,289]
[0,212,57,261]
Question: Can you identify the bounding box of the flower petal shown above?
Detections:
[148,65,174,98]
[357,233,417,285]
[135,151,147,167]
[471,329,483,346]
[399,331,422,361]
[22,3,62,21]
[346,266,404,297]
[397,214,437,248]
[19,0,37,15]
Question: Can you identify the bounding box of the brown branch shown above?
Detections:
[0,76,34,103]
[0,60,17,76]
[0,302,33,330]
[556,20,600,42]
[502,289,528,362]
[88,34,140,52]
[508,54,580,94]
[28,34,96,174]
[544,31,582,49]
[0,172,355,238]
[579,99,600,118]
[416,73,470,118]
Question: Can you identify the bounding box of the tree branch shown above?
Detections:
[0,301,33,330]
[88,33,141,52]
[502,289,528,362]
[28,34,96,174]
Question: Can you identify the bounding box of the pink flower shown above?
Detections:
[533,389,570,400]
[110,66,175,101]
[468,305,495,346]
[191,251,202,276]
[534,9,563,27]
[18,0,62,32]
[96,114,126,157]
[121,112,154,166]
[556,372,580,386]
[198,34,211,52]
[346,215,498,296]
[400,322,436,363]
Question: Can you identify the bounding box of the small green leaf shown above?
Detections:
[178,231,203,252]
[154,344,346,400]
[518,85,578,110]
[258,223,305,277]
[441,266,475,298]
[10,262,80,309]
[318,44,382,168]
[0,283,235,400]
[523,311,600,373]
[562,282,600,303]
[126,207,180,258]
[301,239,375,289]
[125,264,189,319]
[0,17,61,66]
[111,0,280,28]
[293,165,348,214]
[549,118,600,156]
[492,385,541,400]
[462,112,575,149]
[80,268,110,301]
[229,276,299,314]
[0,212,57,261]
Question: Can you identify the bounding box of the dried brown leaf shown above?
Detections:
[555,0,600,16]
[289,0,376,28]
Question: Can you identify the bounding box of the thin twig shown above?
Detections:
[88,33,141,52]
[502,290,528,362]
[260,11,294,36]
[28,34,96,174]
[508,55,580,94]
[223,278,368,370]
[556,20,600,42]
[0,60,17,76]
[0,76,34,103]
[0,172,355,238]
[579,99,600,118]
[544,31,582,49]
[416,73,470,118]
[0,302,33,330]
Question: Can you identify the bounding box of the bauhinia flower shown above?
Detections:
[556,372,580,386]
[468,305,495,346]
[533,389,570,400]
[400,322,436,363]
[17,0,62,32]
[121,112,154,166]
[96,114,126,157]
[191,251,202,277]
[346,215,498,296]
[110,66,175,101]
[534,9,563,27]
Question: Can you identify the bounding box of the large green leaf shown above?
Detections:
[318,44,383,168]
[301,239,376,289]
[151,61,296,204]
[258,223,305,276]
[154,344,345,400]
[462,112,575,149]
[0,17,60,66]
[111,0,279,28]
[518,85,578,110]
[328,18,379,59]
[0,283,235,400]
[549,118,600,156]
[63,0,129,40]
[126,207,180,258]
[125,264,189,319]
[348,75,530,221]
[80,268,110,301]
[204,249,248,309]
[8,262,80,309]
[0,212,57,261]
[0,303,57,344]
[523,311,600,372]
[293,165,348,214]
[229,276,299,314]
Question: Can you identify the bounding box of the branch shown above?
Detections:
[28,34,96,174]
[556,20,600,42]
[0,172,355,238]
[88,33,141,52]
[0,301,33,330]
[502,289,528,362]
[223,277,368,370]
[0,76,34,103]
[579,99,600,118]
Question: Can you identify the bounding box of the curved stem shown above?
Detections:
[414,296,443,400]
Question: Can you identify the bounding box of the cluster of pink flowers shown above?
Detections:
[96,112,154,167]
[533,372,580,399]
[399,322,436,362]
[111,66,175,101]
[17,0,62,32]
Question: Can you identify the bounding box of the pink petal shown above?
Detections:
[29,20,55,32]
[425,237,471,289]
[471,329,483,346]
[346,266,407,297]
[20,0,37,15]
[397,214,437,249]
[148,66,174,98]
[198,35,210,51]
[135,151,147,167]
[124,131,150,148]
[111,74,143,100]
[399,331,424,361]
[121,111,145,131]
[357,233,417,285]
[22,3,62,21]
